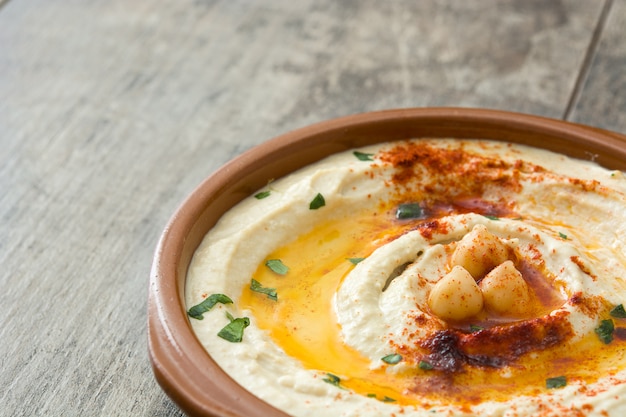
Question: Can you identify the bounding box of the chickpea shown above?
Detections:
[428,265,484,321]
[450,224,509,279]
[479,260,531,316]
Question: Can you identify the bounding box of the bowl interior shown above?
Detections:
[149,108,626,417]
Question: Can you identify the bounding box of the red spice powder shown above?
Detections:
[378,141,530,206]
[570,255,598,281]
[416,220,447,240]
[567,292,606,317]
[458,311,574,359]
[568,177,601,193]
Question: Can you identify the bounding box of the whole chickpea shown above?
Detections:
[428,265,484,321]
[450,224,509,279]
[479,260,532,316]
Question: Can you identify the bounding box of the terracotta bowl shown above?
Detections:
[148,108,626,417]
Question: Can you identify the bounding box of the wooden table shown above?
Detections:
[1,1,625,415]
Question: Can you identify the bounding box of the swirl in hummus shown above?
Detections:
[186,139,626,417]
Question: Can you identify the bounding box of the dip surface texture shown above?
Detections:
[186,139,626,417]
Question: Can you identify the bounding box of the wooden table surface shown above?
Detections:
[1,0,625,415]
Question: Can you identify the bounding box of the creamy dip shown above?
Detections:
[186,139,626,417]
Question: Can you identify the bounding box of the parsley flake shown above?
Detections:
[187,294,233,320]
[254,190,271,199]
[217,312,250,343]
[322,373,343,388]
[309,193,326,210]
[559,232,568,240]
[353,151,374,161]
[381,354,402,364]
[382,396,396,403]
[470,324,484,332]
[250,278,277,301]
[484,215,500,221]
[396,203,424,220]
[595,319,615,344]
[347,257,365,265]
[546,375,567,389]
[610,304,626,318]
[418,360,434,370]
[265,259,289,275]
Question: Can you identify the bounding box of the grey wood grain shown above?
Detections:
[571,0,626,133]
[0,0,623,416]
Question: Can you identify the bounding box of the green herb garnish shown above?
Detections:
[546,375,567,389]
[396,203,424,219]
[265,259,289,275]
[470,324,484,332]
[309,193,326,210]
[610,304,626,318]
[381,396,396,402]
[254,190,271,199]
[217,312,250,343]
[353,151,374,161]
[322,373,343,388]
[418,360,434,370]
[595,319,615,344]
[250,278,277,301]
[381,354,402,364]
[559,232,568,240]
[347,257,365,265]
[367,393,376,398]
[484,215,499,221]
[187,294,233,320]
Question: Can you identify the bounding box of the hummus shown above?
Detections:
[186,139,626,417]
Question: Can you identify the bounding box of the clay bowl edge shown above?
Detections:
[148,107,626,417]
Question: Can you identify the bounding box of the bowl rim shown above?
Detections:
[148,107,626,417]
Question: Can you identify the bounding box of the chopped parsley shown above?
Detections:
[265,259,289,275]
[610,304,626,318]
[353,151,374,161]
[217,312,250,343]
[418,360,434,370]
[250,278,277,301]
[558,232,568,240]
[381,354,402,364]
[546,375,567,389]
[309,193,326,210]
[322,373,343,388]
[396,203,424,220]
[595,319,615,344]
[366,394,396,402]
[254,190,271,199]
[483,215,500,221]
[470,324,484,333]
[187,294,233,320]
[347,257,365,265]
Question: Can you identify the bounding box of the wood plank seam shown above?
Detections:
[563,0,614,121]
